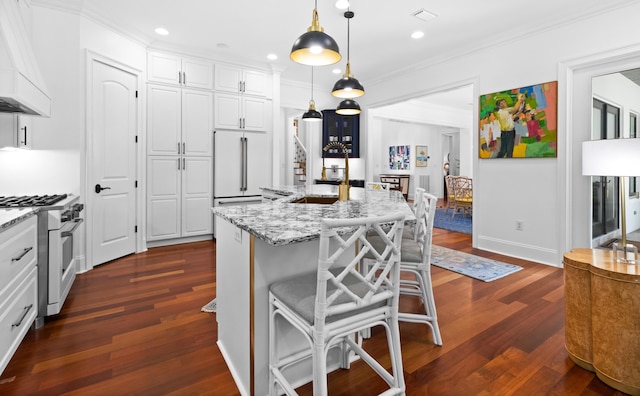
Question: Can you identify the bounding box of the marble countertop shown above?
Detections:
[213,185,415,246]
[0,208,38,233]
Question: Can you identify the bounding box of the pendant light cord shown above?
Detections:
[347,6,351,62]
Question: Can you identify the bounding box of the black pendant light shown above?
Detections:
[331,9,364,98]
[290,0,341,66]
[302,67,322,122]
[336,98,361,115]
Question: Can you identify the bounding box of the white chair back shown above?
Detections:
[316,213,404,321]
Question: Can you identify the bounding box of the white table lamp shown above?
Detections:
[582,138,640,263]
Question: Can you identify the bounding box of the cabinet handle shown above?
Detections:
[178,70,182,85]
[22,126,27,146]
[12,304,34,328]
[11,246,33,262]
[182,72,186,85]
[182,142,185,154]
[238,81,242,92]
[241,81,246,93]
[182,158,185,170]
[177,142,181,154]
[178,158,181,170]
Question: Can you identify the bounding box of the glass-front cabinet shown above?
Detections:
[321,110,360,158]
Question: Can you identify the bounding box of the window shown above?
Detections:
[630,113,638,197]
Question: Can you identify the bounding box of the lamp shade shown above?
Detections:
[290,9,341,66]
[582,138,640,176]
[302,100,322,122]
[332,76,365,98]
[336,98,361,115]
[332,64,365,98]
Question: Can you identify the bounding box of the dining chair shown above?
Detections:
[365,191,442,346]
[268,212,407,396]
[403,187,425,240]
[451,176,472,219]
[444,175,457,215]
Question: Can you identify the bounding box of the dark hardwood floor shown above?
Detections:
[0,229,623,395]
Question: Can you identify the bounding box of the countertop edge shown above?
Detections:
[0,208,39,233]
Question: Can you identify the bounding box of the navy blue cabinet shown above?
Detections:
[321,110,359,158]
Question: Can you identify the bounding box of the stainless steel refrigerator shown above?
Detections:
[213,129,269,236]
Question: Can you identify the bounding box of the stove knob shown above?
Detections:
[61,210,73,222]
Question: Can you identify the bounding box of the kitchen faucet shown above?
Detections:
[322,142,350,201]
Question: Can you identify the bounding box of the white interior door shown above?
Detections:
[90,60,137,266]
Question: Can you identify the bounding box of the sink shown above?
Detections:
[293,197,339,205]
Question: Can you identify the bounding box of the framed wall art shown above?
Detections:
[415,145,428,167]
[389,145,410,170]
[479,81,557,159]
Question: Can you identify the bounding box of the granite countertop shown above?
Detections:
[213,185,415,246]
[0,208,38,233]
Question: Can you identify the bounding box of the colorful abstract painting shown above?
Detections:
[479,81,557,158]
[389,145,410,170]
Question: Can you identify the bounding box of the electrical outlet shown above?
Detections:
[515,221,524,231]
[234,228,242,243]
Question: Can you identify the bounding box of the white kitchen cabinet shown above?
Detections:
[0,114,32,149]
[147,156,212,241]
[147,83,213,242]
[147,84,212,156]
[0,215,37,375]
[214,64,270,97]
[214,93,270,132]
[148,51,213,90]
[16,116,32,149]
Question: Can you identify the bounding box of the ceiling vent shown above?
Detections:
[411,8,438,22]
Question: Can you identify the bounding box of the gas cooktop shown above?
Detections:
[0,194,68,208]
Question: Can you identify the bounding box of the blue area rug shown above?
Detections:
[431,245,523,282]
[434,208,472,234]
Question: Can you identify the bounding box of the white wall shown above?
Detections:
[355,2,640,266]
[4,2,640,269]
[0,7,81,196]
[0,6,146,197]
[374,119,458,199]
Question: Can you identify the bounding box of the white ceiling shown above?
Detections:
[36,0,636,92]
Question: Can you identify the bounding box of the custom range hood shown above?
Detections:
[0,0,51,116]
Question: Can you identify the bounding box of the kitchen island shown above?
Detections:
[212,185,414,395]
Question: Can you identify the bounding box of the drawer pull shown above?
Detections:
[12,304,34,328]
[11,246,33,262]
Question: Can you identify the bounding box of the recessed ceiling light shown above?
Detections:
[154,27,169,36]
[332,68,342,74]
[267,53,278,60]
[335,0,349,10]
[411,31,425,39]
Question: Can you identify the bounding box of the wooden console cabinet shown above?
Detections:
[379,174,410,200]
[564,248,640,395]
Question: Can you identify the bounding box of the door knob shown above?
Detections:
[95,184,111,193]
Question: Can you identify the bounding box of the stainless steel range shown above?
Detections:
[0,194,83,328]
